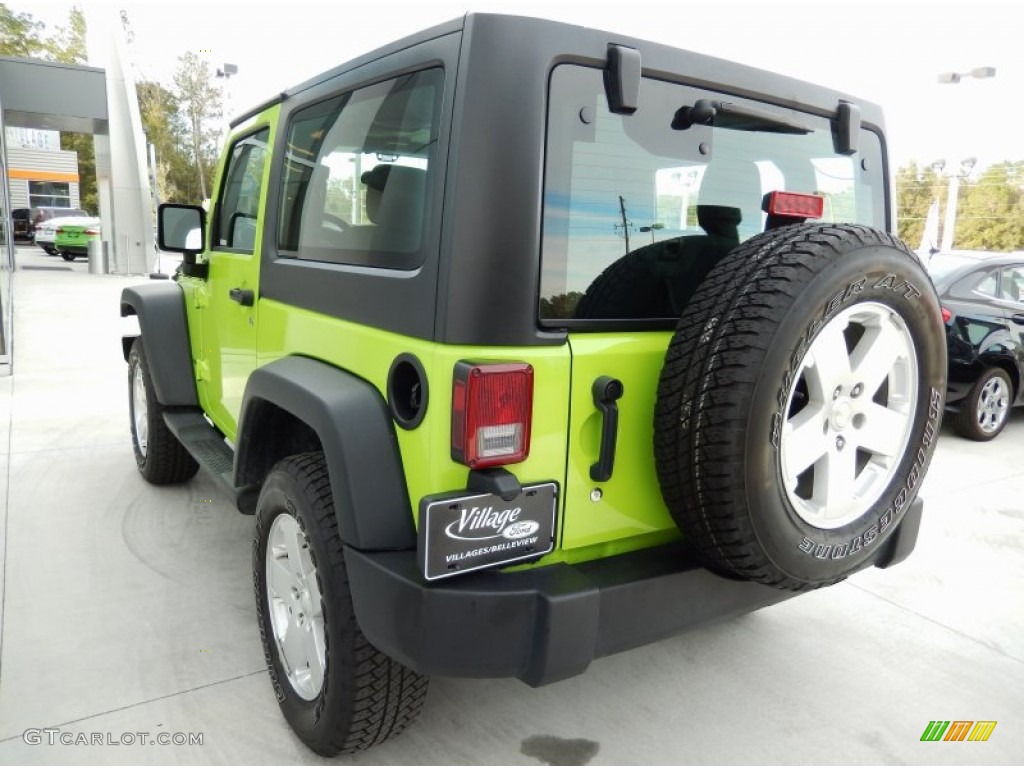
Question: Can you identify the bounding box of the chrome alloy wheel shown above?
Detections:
[132,363,148,457]
[976,375,1010,435]
[780,302,918,529]
[266,514,326,701]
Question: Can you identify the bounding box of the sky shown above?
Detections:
[17,1,1022,176]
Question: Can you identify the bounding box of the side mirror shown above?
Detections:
[158,203,207,278]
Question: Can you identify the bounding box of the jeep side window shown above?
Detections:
[215,129,269,252]
[276,68,442,270]
[539,65,885,323]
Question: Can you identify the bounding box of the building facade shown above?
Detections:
[5,127,82,210]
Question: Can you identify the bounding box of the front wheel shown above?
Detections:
[953,367,1013,441]
[253,453,428,756]
[127,338,199,484]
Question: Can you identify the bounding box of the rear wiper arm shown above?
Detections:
[672,99,812,135]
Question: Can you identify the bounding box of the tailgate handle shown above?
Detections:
[590,376,624,482]
[229,287,255,307]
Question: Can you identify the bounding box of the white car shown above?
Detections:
[34,215,97,256]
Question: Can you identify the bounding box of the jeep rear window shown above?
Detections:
[539,65,886,324]
[276,68,442,270]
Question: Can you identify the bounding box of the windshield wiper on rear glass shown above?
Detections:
[672,99,812,135]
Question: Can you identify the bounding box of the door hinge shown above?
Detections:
[195,359,210,382]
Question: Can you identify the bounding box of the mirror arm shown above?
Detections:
[179,251,208,279]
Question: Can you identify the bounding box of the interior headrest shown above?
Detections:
[361,164,393,192]
[696,204,742,240]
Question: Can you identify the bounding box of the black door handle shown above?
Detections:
[590,376,624,482]
[229,287,255,307]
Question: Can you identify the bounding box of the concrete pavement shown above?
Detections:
[0,244,1021,765]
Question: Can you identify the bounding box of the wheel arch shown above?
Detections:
[974,344,1020,402]
[237,356,416,551]
[120,283,198,406]
[991,359,1020,403]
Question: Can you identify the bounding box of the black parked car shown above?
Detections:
[928,252,1024,440]
[12,208,33,242]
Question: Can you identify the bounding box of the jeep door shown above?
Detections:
[196,123,273,437]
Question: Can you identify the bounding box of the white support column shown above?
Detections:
[85,7,155,275]
[92,131,114,267]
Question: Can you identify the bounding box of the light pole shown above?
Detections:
[216,63,238,140]
[938,157,976,252]
[937,66,996,84]
[936,66,995,251]
[639,222,665,244]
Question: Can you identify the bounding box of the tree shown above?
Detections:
[539,292,584,319]
[137,79,209,204]
[894,160,1024,253]
[894,161,945,250]
[0,4,45,58]
[955,162,1024,251]
[42,5,86,64]
[0,5,87,64]
[173,52,222,201]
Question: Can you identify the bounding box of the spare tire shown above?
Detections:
[654,223,946,591]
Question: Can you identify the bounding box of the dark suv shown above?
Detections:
[12,208,33,242]
[120,13,946,756]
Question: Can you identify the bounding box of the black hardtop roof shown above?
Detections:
[230,12,885,130]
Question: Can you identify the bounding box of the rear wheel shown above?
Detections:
[61,251,76,261]
[254,452,428,756]
[128,338,199,484]
[953,367,1012,441]
[654,224,946,590]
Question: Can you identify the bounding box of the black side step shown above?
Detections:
[163,410,238,504]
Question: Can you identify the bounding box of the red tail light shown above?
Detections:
[55,227,65,234]
[941,306,953,323]
[85,228,99,235]
[451,362,533,468]
[765,191,825,220]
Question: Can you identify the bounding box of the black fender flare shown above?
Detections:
[120,283,198,406]
[237,356,416,551]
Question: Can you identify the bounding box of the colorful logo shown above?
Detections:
[920,721,997,742]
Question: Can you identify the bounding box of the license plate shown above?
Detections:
[418,482,558,581]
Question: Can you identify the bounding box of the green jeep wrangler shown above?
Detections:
[120,13,946,756]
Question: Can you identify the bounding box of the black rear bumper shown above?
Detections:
[346,498,922,687]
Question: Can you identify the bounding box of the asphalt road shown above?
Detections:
[0,245,1021,765]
